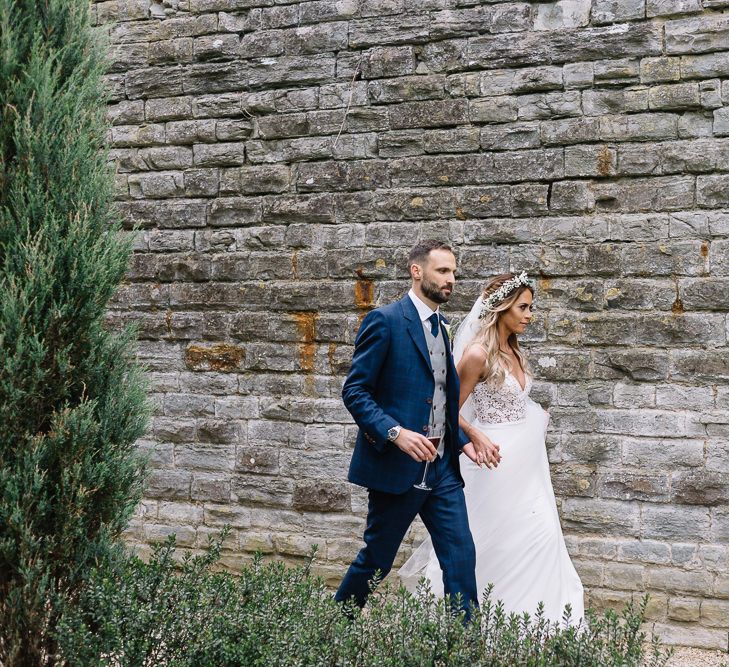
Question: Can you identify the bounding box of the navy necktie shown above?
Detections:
[428,313,439,338]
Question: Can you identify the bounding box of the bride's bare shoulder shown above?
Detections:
[460,342,488,366]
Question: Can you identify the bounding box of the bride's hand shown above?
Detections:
[467,432,501,469]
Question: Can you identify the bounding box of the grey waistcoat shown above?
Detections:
[422,318,448,457]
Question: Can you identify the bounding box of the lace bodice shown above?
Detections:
[471,372,533,424]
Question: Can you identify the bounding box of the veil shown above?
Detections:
[450,294,485,426]
[398,294,484,592]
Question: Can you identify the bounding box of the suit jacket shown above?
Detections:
[342,295,469,494]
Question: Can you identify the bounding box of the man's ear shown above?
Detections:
[410,263,422,280]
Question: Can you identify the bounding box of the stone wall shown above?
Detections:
[100,0,729,648]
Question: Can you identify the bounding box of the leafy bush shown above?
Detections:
[0,0,149,662]
[57,536,672,667]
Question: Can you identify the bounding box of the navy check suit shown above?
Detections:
[335,295,478,618]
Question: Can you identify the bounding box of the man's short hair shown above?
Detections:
[407,239,453,270]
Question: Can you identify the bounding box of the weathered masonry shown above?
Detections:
[101,0,729,648]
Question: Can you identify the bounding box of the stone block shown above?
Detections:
[583,89,648,116]
[292,480,350,512]
[423,127,481,154]
[602,562,646,590]
[647,0,702,14]
[541,117,599,146]
[146,470,192,500]
[193,142,246,167]
[650,622,727,649]
[565,144,617,177]
[285,22,349,55]
[666,14,729,55]
[591,0,645,24]
[360,46,416,79]
[642,505,711,541]
[648,82,701,110]
[549,181,596,213]
[345,13,430,49]
[700,600,729,627]
[390,99,468,129]
[563,62,594,88]
[454,186,512,218]
[640,57,681,83]
[248,54,336,88]
[672,471,729,506]
[598,471,670,502]
[698,174,729,206]
[518,91,582,120]
[492,148,564,183]
[560,433,622,464]
[561,497,641,536]
[368,75,445,104]
[480,123,541,150]
[599,113,678,142]
[713,107,729,136]
[668,597,701,622]
[469,96,518,123]
[596,350,670,381]
[550,465,597,497]
[681,52,729,79]
[618,539,672,564]
[534,0,591,30]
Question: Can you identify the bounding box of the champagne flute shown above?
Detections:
[413,457,432,491]
[414,401,436,491]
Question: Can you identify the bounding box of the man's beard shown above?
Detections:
[421,276,452,304]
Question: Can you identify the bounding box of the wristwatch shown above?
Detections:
[387,425,402,442]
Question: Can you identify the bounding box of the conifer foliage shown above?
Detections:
[0,0,149,663]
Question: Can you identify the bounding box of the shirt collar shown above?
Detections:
[408,288,439,323]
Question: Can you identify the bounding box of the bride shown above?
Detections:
[400,272,584,624]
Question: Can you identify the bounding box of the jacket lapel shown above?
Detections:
[400,296,433,372]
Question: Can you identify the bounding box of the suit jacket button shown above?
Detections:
[425,398,432,404]
[422,426,428,432]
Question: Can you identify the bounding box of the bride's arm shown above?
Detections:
[457,346,502,469]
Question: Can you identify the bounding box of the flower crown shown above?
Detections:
[479,271,531,318]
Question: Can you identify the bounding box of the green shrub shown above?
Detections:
[57,536,672,667]
[0,0,149,662]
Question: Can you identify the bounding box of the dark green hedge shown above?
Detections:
[57,536,671,667]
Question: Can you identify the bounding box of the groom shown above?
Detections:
[335,239,480,619]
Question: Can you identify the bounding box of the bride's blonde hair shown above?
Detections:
[470,273,534,387]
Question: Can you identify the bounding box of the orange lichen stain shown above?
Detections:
[700,241,709,258]
[455,206,466,220]
[597,146,613,176]
[538,278,552,292]
[292,311,318,374]
[354,267,375,323]
[185,343,246,372]
[439,175,449,183]
[672,298,685,314]
[410,196,424,207]
[328,343,337,372]
[479,194,492,203]
[165,309,173,334]
[291,250,299,279]
[375,258,386,269]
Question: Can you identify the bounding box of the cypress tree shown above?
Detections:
[0,1,150,663]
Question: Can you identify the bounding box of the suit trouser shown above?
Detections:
[335,447,479,619]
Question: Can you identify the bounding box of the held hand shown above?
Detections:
[393,429,437,463]
[466,431,501,469]
[462,442,480,466]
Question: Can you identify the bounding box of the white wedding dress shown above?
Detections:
[400,315,584,625]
